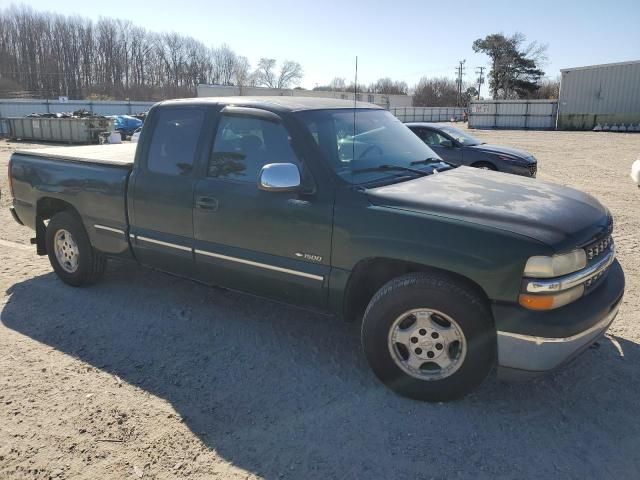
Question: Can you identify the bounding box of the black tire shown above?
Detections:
[361,272,495,402]
[119,131,127,141]
[45,211,106,287]
[472,161,497,171]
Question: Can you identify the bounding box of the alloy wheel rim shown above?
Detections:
[387,308,467,381]
[54,229,80,273]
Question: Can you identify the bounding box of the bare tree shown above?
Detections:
[0,6,313,100]
[370,77,408,95]
[253,58,277,88]
[211,44,237,85]
[413,77,459,106]
[326,77,347,91]
[530,77,560,99]
[276,60,303,88]
[233,55,252,93]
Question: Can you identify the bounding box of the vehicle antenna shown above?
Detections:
[352,56,358,171]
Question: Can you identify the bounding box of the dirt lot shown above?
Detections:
[1,128,639,480]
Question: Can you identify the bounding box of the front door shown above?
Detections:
[193,108,334,309]
[415,127,464,165]
[129,106,207,276]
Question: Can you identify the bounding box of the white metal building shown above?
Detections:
[196,84,413,109]
[557,60,640,130]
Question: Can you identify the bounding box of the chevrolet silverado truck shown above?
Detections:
[7,97,625,401]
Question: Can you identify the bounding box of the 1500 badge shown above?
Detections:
[295,252,323,262]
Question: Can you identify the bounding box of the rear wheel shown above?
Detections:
[361,272,495,401]
[45,211,106,287]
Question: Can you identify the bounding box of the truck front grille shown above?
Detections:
[581,222,614,291]
[585,235,612,261]
[585,271,604,288]
[584,221,614,262]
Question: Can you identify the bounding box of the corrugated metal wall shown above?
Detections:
[557,61,640,130]
[391,107,465,122]
[0,99,155,135]
[468,100,557,130]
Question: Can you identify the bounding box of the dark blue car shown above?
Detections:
[406,122,537,177]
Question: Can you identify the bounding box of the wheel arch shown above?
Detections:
[342,257,491,323]
[37,197,81,220]
[34,197,83,255]
[471,160,497,170]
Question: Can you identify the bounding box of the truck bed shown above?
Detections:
[14,143,136,168]
[10,144,134,257]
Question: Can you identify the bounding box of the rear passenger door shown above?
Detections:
[192,107,334,309]
[128,106,207,276]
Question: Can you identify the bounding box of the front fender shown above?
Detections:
[331,190,552,304]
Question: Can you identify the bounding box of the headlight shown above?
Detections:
[519,285,585,310]
[524,249,587,278]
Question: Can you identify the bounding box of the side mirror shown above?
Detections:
[258,163,301,192]
[440,139,454,148]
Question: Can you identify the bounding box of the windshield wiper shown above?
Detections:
[410,157,443,166]
[352,164,430,176]
[411,157,456,172]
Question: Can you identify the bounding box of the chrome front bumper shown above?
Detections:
[497,300,620,373]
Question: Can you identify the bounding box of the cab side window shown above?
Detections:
[209,115,300,181]
[147,108,205,176]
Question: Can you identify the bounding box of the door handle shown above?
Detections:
[196,196,218,211]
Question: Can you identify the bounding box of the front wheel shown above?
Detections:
[472,161,497,171]
[45,211,106,287]
[361,272,495,401]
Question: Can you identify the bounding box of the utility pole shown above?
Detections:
[475,66,485,99]
[455,60,466,106]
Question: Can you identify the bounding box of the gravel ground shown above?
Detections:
[1,129,639,480]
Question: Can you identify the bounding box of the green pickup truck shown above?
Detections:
[8,97,625,401]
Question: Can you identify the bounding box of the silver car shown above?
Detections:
[406,122,537,177]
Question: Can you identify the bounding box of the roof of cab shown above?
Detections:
[404,122,441,128]
[157,96,382,113]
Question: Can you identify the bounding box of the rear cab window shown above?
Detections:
[147,107,206,176]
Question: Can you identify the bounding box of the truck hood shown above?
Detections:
[366,166,610,250]
[469,144,534,162]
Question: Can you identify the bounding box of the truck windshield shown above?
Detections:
[297,109,449,185]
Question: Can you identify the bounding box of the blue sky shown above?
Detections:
[5,0,639,91]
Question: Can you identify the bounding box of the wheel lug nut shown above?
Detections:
[436,343,443,350]
[415,348,422,355]
[427,351,435,358]
[419,329,426,335]
[431,332,439,339]
[410,337,418,344]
